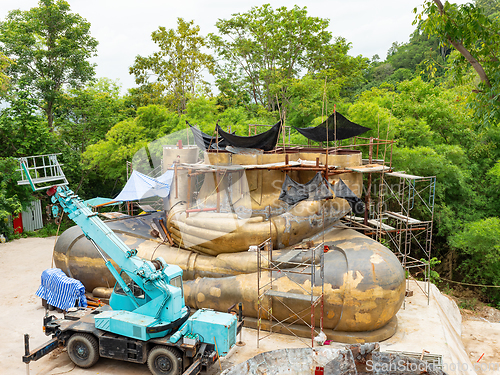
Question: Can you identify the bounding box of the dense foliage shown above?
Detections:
[1,1,499,304]
[450,217,500,300]
[419,0,500,128]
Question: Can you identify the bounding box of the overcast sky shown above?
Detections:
[0,0,472,93]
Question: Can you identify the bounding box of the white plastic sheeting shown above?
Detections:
[114,170,174,201]
[430,283,477,375]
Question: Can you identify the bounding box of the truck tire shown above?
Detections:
[67,333,99,368]
[147,346,181,375]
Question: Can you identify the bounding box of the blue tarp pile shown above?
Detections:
[36,268,87,311]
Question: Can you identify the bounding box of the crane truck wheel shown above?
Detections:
[147,346,182,375]
[67,333,99,368]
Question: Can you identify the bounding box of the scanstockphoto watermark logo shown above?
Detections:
[440,361,500,372]
[366,359,500,373]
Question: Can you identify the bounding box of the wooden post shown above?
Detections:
[364,137,374,226]
[325,150,328,181]
[282,115,286,150]
[126,161,131,216]
[186,169,192,218]
[311,299,315,348]
[369,137,374,164]
[216,171,220,213]
[174,163,178,199]
[333,104,337,148]
[390,141,394,169]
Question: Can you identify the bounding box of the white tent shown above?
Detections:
[114,170,174,201]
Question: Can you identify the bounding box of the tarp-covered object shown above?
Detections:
[279,172,333,205]
[332,178,365,215]
[187,122,228,150]
[216,121,282,151]
[114,170,174,201]
[294,112,370,143]
[279,173,365,215]
[36,268,87,311]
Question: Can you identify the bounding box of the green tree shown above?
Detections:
[391,78,473,145]
[82,105,181,182]
[130,18,215,114]
[386,30,450,78]
[56,78,127,155]
[0,0,98,131]
[213,66,252,110]
[358,28,451,94]
[489,159,500,183]
[0,52,11,93]
[49,79,129,198]
[309,37,369,97]
[475,0,500,18]
[418,0,500,127]
[209,4,331,113]
[0,91,56,157]
[83,118,148,183]
[285,75,344,129]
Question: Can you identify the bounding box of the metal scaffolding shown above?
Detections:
[338,138,436,305]
[256,238,325,348]
[377,172,436,304]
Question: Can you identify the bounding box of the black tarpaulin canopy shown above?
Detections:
[215,121,282,151]
[187,122,228,150]
[294,112,370,143]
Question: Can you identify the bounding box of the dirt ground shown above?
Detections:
[460,310,500,375]
[443,289,500,374]
[461,320,500,375]
[1,237,499,375]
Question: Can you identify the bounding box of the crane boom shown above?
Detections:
[20,158,189,340]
